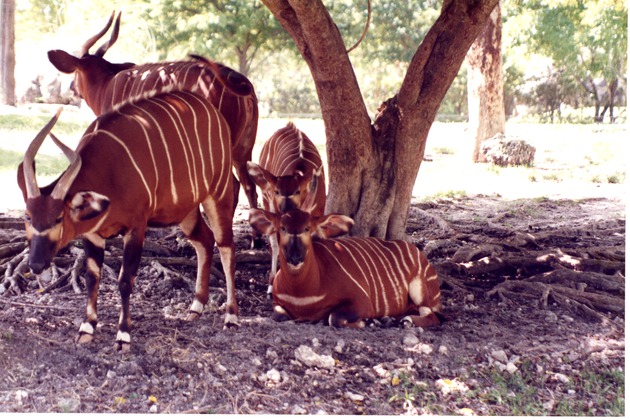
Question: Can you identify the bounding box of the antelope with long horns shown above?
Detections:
[247,122,326,294]
[47,11,261,245]
[249,208,443,328]
[18,91,237,351]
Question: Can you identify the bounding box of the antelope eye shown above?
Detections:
[24,214,32,224]
[280,226,287,233]
[274,190,281,196]
[304,226,310,233]
[55,215,63,224]
[294,190,300,196]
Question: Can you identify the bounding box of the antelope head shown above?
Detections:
[249,209,353,271]
[16,109,109,274]
[247,162,323,213]
[47,11,134,105]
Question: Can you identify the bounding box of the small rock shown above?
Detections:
[266,349,278,360]
[291,405,307,414]
[15,390,28,405]
[552,373,570,384]
[438,345,448,355]
[544,311,558,323]
[491,350,509,364]
[344,391,365,402]
[294,345,335,369]
[334,340,345,354]
[419,344,433,355]
[266,369,282,383]
[506,362,518,374]
[402,334,420,347]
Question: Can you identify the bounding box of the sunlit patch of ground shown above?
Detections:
[1,105,626,213]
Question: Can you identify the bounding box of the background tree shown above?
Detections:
[145,0,290,76]
[524,0,627,122]
[262,0,500,240]
[466,3,505,162]
[1,0,16,106]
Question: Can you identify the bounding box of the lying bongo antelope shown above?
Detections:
[248,208,443,328]
[247,122,326,294]
[17,91,237,351]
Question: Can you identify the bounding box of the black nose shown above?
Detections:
[29,262,46,275]
[286,254,303,266]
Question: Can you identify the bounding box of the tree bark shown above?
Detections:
[0,0,16,106]
[466,3,505,162]
[263,0,500,239]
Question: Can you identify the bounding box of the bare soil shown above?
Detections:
[0,194,625,415]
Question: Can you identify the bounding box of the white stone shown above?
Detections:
[491,350,509,364]
[266,369,282,383]
[294,345,335,369]
[402,334,420,347]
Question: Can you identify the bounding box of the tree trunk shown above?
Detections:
[0,0,16,106]
[466,3,505,163]
[262,0,499,240]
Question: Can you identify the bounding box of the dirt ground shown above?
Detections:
[0,192,625,415]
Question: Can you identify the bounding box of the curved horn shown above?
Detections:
[23,108,63,199]
[49,133,82,201]
[95,11,121,57]
[80,11,116,56]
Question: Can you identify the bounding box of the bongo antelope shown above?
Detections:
[17,91,237,351]
[249,208,443,328]
[247,122,326,294]
[47,11,260,243]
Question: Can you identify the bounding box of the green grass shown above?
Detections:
[0,148,68,176]
[384,360,624,416]
[0,113,87,135]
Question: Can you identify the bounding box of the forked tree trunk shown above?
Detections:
[466,3,505,163]
[262,0,500,240]
[0,0,16,106]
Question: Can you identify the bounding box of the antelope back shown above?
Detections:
[251,122,326,215]
[47,12,258,162]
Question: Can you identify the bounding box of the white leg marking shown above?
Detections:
[79,322,94,335]
[116,331,131,344]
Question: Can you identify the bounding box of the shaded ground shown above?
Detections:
[0,194,625,415]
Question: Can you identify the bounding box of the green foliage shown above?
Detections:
[12,0,628,121]
[143,0,290,75]
[511,0,627,121]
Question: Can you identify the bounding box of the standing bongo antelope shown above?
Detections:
[246,122,326,294]
[17,91,237,351]
[47,11,260,244]
[249,208,443,328]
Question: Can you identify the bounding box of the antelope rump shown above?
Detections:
[17,91,237,351]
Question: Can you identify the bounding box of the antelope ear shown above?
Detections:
[299,165,323,213]
[314,214,354,238]
[69,191,110,222]
[249,209,278,236]
[48,50,80,74]
[247,162,277,193]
